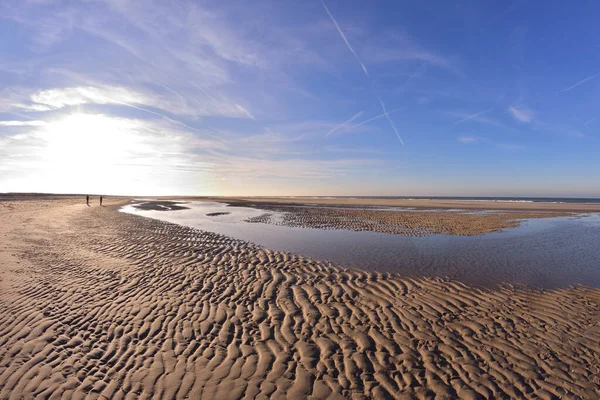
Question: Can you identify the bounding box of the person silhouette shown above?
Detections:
[86,195,89,206]
[100,196,103,206]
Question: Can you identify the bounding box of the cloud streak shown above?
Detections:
[16,85,255,121]
[508,106,534,123]
[457,136,523,149]
[9,85,229,142]
[0,120,46,127]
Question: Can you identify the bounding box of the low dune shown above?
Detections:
[1,199,599,399]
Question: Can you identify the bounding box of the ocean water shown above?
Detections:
[272,196,600,204]
[121,201,600,289]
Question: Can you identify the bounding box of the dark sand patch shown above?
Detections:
[131,200,190,211]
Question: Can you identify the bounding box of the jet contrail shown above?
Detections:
[558,71,600,93]
[452,107,495,125]
[321,0,369,77]
[353,107,404,128]
[324,110,364,138]
[321,0,404,145]
[378,97,404,145]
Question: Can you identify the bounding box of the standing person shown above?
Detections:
[100,196,103,206]
[86,195,89,206]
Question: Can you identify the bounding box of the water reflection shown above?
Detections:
[120,201,600,288]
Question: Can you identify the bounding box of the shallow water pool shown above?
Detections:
[121,201,600,288]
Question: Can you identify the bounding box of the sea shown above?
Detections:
[273,196,600,204]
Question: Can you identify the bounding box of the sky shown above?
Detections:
[1,0,599,197]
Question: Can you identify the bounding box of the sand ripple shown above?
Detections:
[0,201,599,399]
[242,204,571,236]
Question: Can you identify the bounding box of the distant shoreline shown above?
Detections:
[231,195,600,204]
[185,196,600,212]
[3,193,600,211]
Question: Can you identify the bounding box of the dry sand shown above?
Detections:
[1,198,599,399]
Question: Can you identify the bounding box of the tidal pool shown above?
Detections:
[121,201,600,288]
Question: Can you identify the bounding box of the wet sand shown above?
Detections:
[1,199,599,399]
[236,203,571,236]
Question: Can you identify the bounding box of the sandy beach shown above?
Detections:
[1,198,599,399]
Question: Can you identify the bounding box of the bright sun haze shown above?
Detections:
[0,0,599,197]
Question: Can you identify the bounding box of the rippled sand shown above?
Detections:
[1,199,599,399]
[241,203,571,236]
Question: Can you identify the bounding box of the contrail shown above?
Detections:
[324,110,364,138]
[378,97,404,145]
[452,107,495,125]
[558,71,600,93]
[321,0,369,77]
[353,107,403,128]
[321,0,404,145]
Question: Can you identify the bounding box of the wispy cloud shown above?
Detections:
[235,105,256,120]
[0,112,222,193]
[457,136,523,149]
[3,0,595,196]
[508,106,534,123]
[15,85,255,121]
[25,86,149,110]
[324,110,364,138]
[0,0,322,124]
[457,136,482,144]
[558,71,600,93]
[0,111,389,194]
[9,85,230,142]
[534,121,584,138]
[504,104,584,138]
[0,120,46,127]
[365,34,454,74]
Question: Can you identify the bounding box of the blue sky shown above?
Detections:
[0,0,598,196]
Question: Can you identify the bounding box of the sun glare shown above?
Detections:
[28,112,154,194]
[42,113,138,166]
[28,112,203,195]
